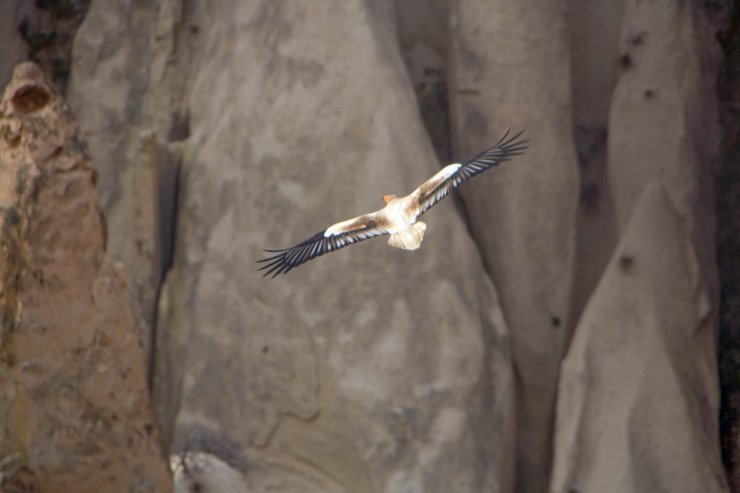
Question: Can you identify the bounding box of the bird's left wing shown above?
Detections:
[411,130,528,216]
[256,212,389,278]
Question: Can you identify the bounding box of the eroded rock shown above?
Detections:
[449,2,579,490]
[551,182,728,493]
[0,62,172,493]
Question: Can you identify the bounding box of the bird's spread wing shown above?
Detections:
[412,130,528,216]
[256,212,389,277]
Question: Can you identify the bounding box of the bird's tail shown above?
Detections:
[388,222,426,250]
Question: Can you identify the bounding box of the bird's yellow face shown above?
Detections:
[383,194,396,204]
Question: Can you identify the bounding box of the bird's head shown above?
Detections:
[383,194,396,204]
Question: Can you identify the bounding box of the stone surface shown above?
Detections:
[0,2,31,89]
[67,0,176,367]
[448,2,579,490]
[61,0,732,492]
[567,0,624,320]
[717,4,740,490]
[551,181,728,493]
[606,0,720,298]
[1,1,92,92]
[0,62,172,493]
[169,2,515,491]
[70,1,517,492]
[172,452,249,493]
[395,0,451,162]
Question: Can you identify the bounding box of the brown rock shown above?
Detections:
[0,62,172,493]
[551,182,728,493]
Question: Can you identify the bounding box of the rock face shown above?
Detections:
[171,452,250,493]
[0,63,172,493]
[605,0,719,295]
[56,1,731,492]
[69,1,515,492]
[551,182,728,493]
[0,2,30,88]
[448,2,579,490]
[66,0,172,367]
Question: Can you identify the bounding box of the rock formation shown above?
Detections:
[0,0,735,492]
[0,62,172,493]
[69,1,516,492]
[551,182,728,492]
[448,3,579,489]
[171,452,249,493]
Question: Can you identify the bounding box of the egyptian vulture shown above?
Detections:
[258,130,527,277]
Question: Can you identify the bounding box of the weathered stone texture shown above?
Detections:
[449,2,579,490]
[69,1,515,492]
[0,62,172,493]
[551,182,728,493]
[58,0,730,492]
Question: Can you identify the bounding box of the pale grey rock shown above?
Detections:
[606,0,720,298]
[551,181,728,493]
[67,0,176,364]
[172,452,249,493]
[568,0,625,319]
[449,2,579,490]
[395,0,450,161]
[163,2,514,491]
[70,1,517,492]
[0,2,31,89]
[61,1,729,492]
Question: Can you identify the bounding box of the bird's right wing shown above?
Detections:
[412,130,528,216]
[256,211,390,278]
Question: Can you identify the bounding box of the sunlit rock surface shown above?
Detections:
[448,2,579,490]
[69,1,516,492]
[551,182,728,493]
[0,62,172,493]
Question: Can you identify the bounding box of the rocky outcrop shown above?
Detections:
[67,0,175,368]
[0,63,172,493]
[554,2,724,491]
[605,0,720,297]
[69,1,516,492]
[1,1,92,92]
[718,4,740,489]
[59,0,730,492]
[171,452,249,493]
[448,2,579,490]
[0,3,30,88]
[551,182,728,493]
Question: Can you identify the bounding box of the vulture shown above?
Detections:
[257,130,527,277]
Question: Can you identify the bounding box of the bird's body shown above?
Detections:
[257,131,527,277]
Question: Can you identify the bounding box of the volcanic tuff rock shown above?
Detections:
[449,2,579,490]
[69,1,515,492]
[55,0,729,492]
[0,62,172,492]
[551,182,728,493]
[171,452,250,493]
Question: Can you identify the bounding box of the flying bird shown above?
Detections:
[257,130,527,277]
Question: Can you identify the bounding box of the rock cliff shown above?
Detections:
[0,62,171,493]
[0,0,735,492]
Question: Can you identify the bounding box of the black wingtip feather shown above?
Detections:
[256,225,388,278]
[417,129,529,216]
